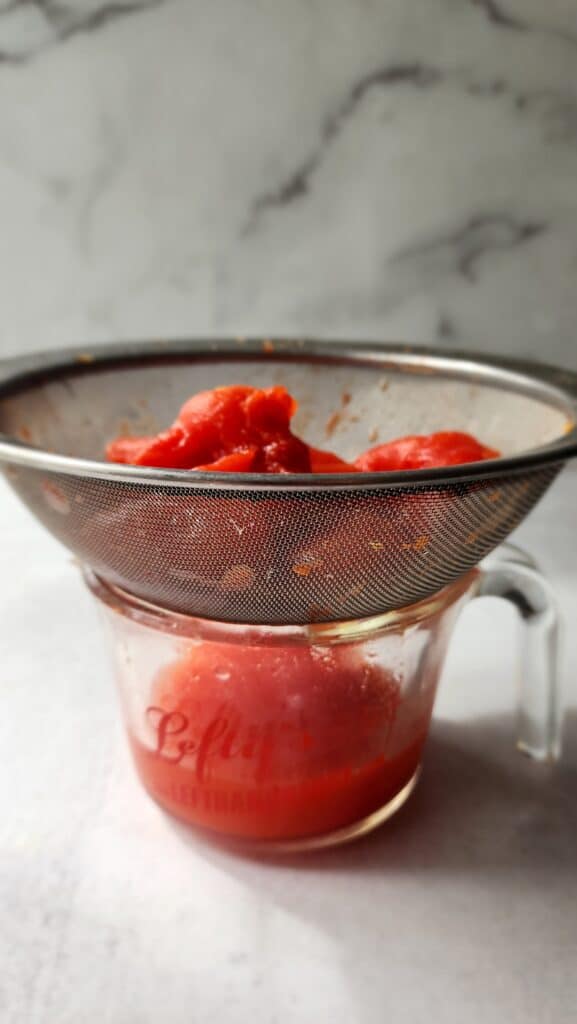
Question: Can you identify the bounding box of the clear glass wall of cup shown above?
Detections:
[86,544,560,853]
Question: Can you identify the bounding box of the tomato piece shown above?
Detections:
[106,435,156,463]
[243,386,297,434]
[195,448,258,472]
[355,431,499,471]
[257,437,311,474]
[177,387,249,449]
[308,446,359,474]
[107,427,204,469]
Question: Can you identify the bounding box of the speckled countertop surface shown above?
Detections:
[1,466,576,1024]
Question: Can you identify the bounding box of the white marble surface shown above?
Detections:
[0,0,576,367]
[1,464,576,1024]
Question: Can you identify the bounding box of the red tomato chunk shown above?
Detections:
[107,385,498,473]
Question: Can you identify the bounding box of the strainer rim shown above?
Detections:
[0,338,576,491]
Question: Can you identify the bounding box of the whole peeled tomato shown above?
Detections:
[146,638,401,786]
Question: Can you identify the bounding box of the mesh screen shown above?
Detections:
[3,461,561,623]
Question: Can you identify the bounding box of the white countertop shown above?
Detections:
[1,468,576,1024]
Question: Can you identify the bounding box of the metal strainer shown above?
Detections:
[1,339,576,624]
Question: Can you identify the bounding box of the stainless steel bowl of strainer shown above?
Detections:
[0,339,576,624]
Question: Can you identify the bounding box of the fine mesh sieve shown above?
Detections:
[0,339,576,624]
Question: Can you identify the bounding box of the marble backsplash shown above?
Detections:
[0,0,576,368]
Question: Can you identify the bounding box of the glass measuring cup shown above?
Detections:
[86,544,559,852]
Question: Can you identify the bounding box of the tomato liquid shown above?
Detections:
[130,731,426,842]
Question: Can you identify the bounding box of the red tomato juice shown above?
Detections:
[130,732,425,841]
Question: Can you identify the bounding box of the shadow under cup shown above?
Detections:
[87,569,486,851]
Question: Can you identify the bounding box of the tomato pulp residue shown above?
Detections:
[107,384,498,473]
[131,639,429,841]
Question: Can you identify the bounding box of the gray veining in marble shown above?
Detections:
[0,1,171,64]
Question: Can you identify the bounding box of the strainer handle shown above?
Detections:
[477,543,561,762]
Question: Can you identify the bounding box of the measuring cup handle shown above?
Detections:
[477,543,562,762]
